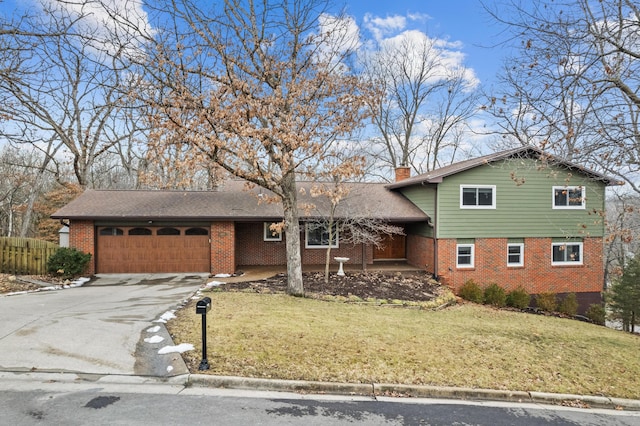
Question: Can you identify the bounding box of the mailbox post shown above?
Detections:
[196,297,211,371]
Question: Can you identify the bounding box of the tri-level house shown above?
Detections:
[52,146,620,311]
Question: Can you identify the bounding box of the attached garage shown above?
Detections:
[96,226,210,273]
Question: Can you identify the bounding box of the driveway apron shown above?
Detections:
[0,274,205,375]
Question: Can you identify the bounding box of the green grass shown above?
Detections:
[168,293,640,400]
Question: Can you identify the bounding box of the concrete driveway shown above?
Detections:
[0,274,206,376]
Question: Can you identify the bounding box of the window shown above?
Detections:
[185,227,208,235]
[553,186,585,209]
[99,227,123,236]
[460,185,496,208]
[305,223,338,248]
[128,227,152,235]
[263,222,282,241]
[456,244,475,268]
[157,227,180,235]
[552,242,583,265]
[507,243,524,267]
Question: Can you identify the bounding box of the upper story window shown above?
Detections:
[263,222,282,242]
[460,185,496,209]
[552,242,583,265]
[553,186,585,209]
[305,222,338,249]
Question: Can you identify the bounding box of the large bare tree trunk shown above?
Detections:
[282,177,304,296]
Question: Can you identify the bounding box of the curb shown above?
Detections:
[2,370,639,411]
[186,374,640,411]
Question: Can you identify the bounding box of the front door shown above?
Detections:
[374,234,406,260]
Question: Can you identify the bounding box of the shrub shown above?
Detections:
[535,292,558,312]
[47,247,92,279]
[483,283,507,307]
[506,287,531,310]
[585,303,606,325]
[458,279,483,304]
[558,293,579,316]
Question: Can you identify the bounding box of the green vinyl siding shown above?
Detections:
[434,158,606,239]
[399,185,436,237]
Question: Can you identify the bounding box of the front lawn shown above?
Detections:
[167,292,640,400]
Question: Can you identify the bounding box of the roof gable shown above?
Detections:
[386,146,623,189]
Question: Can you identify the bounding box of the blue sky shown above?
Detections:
[1,0,505,89]
[339,0,505,87]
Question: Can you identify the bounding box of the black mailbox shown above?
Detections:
[196,297,211,315]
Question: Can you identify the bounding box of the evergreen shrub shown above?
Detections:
[483,283,507,307]
[506,287,530,309]
[47,247,91,279]
[458,279,483,304]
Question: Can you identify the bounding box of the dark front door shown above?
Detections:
[374,234,406,260]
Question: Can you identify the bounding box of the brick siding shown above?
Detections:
[436,237,604,313]
[211,222,235,274]
[68,220,96,275]
[235,222,373,268]
[406,234,435,274]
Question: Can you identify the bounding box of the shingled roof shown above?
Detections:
[386,146,623,189]
[51,179,429,222]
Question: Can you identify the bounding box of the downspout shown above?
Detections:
[433,184,438,278]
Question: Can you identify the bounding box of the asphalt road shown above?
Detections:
[2,378,639,426]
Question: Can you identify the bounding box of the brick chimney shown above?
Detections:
[395,165,411,182]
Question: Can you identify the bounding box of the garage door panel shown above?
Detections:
[97,227,210,273]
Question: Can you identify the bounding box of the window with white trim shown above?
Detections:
[456,244,475,268]
[305,223,338,248]
[460,185,496,208]
[553,186,585,209]
[552,242,583,265]
[263,222,282,241]
[507,243,524,267]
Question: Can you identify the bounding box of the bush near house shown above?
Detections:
[535,292,558,312]
[558,293,579,316]
[585,303,606,325]
[46,247,91,279]
[506,287,530,309]
[458,279,483,303]
[483,283,507,307]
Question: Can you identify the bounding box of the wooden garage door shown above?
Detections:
[97,226,210,273]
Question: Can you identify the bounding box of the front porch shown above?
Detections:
[215,261,423,283]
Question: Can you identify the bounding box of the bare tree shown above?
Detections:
[483,0,640,191]
[360,31,480,178]
[135,0,373,295]
[303,153,396,283]
[0,1,146,189]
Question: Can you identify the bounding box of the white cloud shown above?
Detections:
[363,13,407,42]
[39,0,154,59]
[318,14,361,55]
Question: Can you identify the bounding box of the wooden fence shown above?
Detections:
[0,237,59,275]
